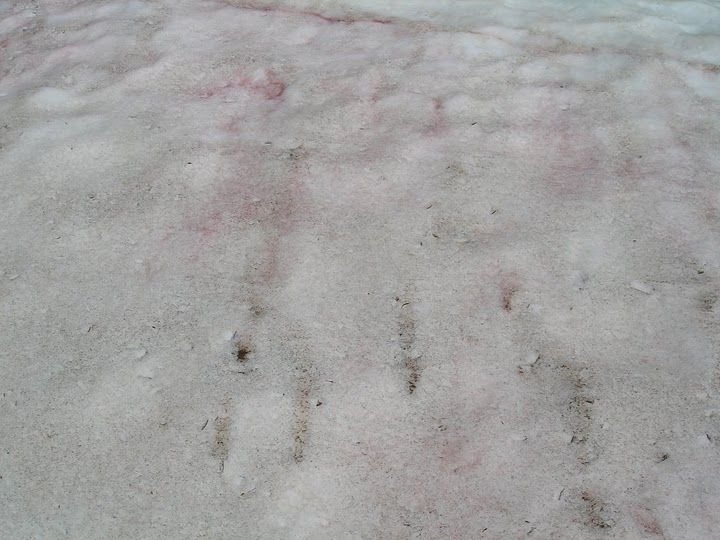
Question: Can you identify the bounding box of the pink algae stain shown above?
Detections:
[424,97,448,137]
[501,285,516,312]
[181,151,310,284]
[197,68,285,101]
[436,432,484,475]
[192,174,302,238]
[239,70,286,100]
[221,1,391,25]
[499,274,520,312]
[630,506,664,537]
[525,97,604,197]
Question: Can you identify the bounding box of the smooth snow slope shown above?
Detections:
[1,0,719,538]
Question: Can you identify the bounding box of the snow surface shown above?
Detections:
[1,0,720,537]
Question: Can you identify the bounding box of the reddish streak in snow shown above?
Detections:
[198,69,285,101]
[240,71,286,99]
[183,152,309,284]
[630,507,664,536]
[501,284,517,312]
[220,1,391,25]
[425,97,448,136]
[499,274,520,312]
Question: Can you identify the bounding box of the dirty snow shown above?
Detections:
[1,0,719,538]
